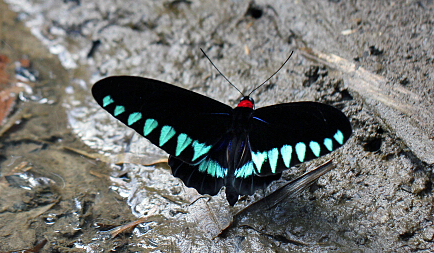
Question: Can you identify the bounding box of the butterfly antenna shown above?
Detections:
[200,48,244,96]
[248,51,294,96]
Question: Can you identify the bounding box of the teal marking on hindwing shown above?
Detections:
[268,148,279,173]
[159,126,176,146]
[102,95,114,107]
[191,141,212,162]
[251,151,267,173]
[324,138,333,151]
[334,130,344,145]
[309,141,321,157]
[143,118,158,136]
[295,142,307,162]
[280,145,293,168]
[128,112,142,125]
[235,161,254,178]
[114,105,125,116]
[176,133,192,156]
[199,159,227,178]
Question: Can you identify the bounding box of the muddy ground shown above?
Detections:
[0,0,433,252]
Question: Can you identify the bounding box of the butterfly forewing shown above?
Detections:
[246,102,352,176]
[92,76,232,164]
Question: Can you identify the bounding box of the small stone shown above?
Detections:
[422,227,434,241]
[411,176,428,194]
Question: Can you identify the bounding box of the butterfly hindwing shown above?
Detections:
[246,102,352,176]
[169,156,225,196]
[168,133,281,205]
[92,76,232,164]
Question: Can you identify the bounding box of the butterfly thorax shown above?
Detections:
[230,106,253,134]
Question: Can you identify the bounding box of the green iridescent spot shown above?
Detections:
[235,162,254,178]
[251,151,267,173]
[309,141,321,157]
[280,145,293,168]
[191,141,212,162]
[102,95,114,107]
[268,148,279,173]
[143,118,158,136]
[334,130,344,145]
[324,138,333,151]
[159,126,176,146]
[199,159,227,178]
[114,105,125,116]
[128,112,142,125]
[198,159,208,173]
[295,142,306,162]
[176,133,192,156]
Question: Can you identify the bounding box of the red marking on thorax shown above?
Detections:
[237,99,253,109]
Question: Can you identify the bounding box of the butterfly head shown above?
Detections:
[237,96,254,109]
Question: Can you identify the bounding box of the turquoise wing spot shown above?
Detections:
[295,142,306,162]
[159,126,176,146]
[280,145,293,168]
[102,95,114,107]
[198,159,208,173]
[176,133,192,156]
[267,148,279,173]
[114,105,125,116]
[128,112,142,126]
[235,161,254,178]
[324,138,333,151]
[143,119,158,136]
[334,130,344,145]
[199,159,227,178]
[251,151,267,173]
[191,141,212,162]
[309,141,321,157]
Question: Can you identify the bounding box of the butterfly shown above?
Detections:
[92,56,352,206]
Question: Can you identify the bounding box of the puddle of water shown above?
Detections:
[0,2,238,251]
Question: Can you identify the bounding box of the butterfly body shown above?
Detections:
[92,76,352,206]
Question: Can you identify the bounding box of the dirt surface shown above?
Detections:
[0,0,433,252]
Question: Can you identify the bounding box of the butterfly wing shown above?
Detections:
[244,102,352,177]
[92,76,232,164]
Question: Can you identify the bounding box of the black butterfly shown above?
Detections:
[92,70,352,205]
